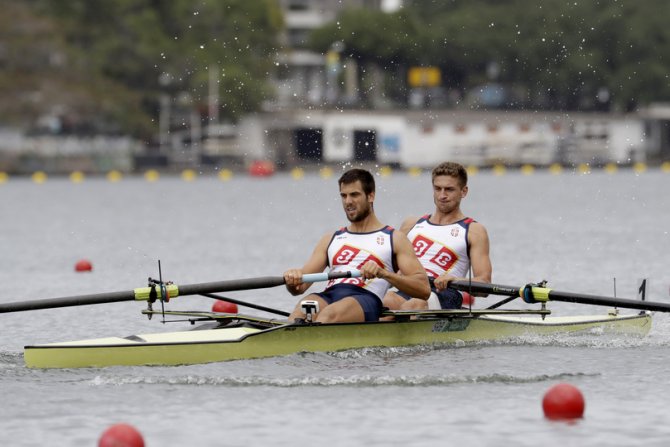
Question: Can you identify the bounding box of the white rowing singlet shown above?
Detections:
[325,226,395,299]
[407,215,473,279]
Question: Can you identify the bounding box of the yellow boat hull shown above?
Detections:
[24,312,651,368]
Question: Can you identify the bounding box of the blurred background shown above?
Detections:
[1,0,669,176]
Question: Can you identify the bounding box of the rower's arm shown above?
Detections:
[377,231,430,299]
[437,222,492,296]
[284,233,330,296]
[466,222,492,285]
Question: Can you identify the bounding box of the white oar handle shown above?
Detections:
[301,270,361,283]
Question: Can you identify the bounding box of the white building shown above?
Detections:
[235,109,648,169]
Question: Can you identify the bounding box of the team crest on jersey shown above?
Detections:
[451,228,459,237]
[376,236,385,245]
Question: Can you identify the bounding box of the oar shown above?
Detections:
[0,271,360,314]
[449,280,670,313]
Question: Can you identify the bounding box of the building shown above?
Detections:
[639,103,670,163]
[236,109,648,169]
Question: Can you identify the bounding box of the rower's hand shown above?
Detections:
[284,269,304,286]
[433,274,457,291]
[360,260,387,280]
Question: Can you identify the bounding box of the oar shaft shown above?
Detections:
[449,280,519,297]
[303,270,361,282]
[542,290,670,312]
[178,270,359,295]
[178,277,285,295]
[0,291,135,313]
[0,270,360,314]
[449,280,670,313]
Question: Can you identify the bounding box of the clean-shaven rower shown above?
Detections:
[383,161,492,310]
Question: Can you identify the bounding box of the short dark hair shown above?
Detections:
[432,161,467,187]
[338,168,375,195]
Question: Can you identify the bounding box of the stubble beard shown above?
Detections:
[346,204,371,223]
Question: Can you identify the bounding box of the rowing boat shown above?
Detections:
[23,308,650,368]
[2,273,663,369]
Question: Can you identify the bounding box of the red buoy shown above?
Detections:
[542,383,585,420]
[461,292,475,306]
[75,259,93,272]
[98,423,144,447]
[248,160,275,177]
[212,300,239,313]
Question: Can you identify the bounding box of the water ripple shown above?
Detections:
[0,351,24,371]
[88,371,597,387]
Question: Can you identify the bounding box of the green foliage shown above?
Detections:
[310,0,670,110]
[309,9,420,66]
[2,0,669,136]
[0,0,282,136]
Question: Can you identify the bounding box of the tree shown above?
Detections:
[309,0,670,111]
[308,8,422,105]
[1,0,283,137]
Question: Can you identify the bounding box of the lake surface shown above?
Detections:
[2,168,670,446]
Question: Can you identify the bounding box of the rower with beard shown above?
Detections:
[383,161,492,311]
[284,168,430,323]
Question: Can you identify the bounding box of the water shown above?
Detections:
[2,169,670,446]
